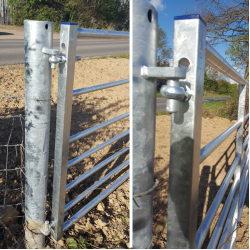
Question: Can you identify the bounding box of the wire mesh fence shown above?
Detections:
[0,95,25,248]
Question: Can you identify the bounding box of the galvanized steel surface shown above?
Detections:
[132,0,158,248]
[51,23,78,241]
[167,16,206,249]
[67,129,129,168]
[205,42,248,85]
[64,159,129,212]
[200,120,242,163]
[77,27,129,37]
[24,20,53,249]
[72,79,129,96]
[66,146,129,191]
[207,177,239,249]
[63,171,129,232]
[196,154,241,248]
[69,112,129,143]
[141,66,186,79]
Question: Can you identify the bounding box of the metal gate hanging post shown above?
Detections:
[24,20,53,248]
[132,0,158,248]
[167,15,207,248]
[51,22,78,241]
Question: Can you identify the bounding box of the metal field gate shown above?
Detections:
[132,0,249,249]
[24,20,129,247]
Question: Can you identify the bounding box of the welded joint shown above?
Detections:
[160,85,192,102]
[42,48,66,69]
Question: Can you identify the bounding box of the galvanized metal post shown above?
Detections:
[167,15,206,248]
[51,22,78,241]
[24,20,53,248]
[229,83,246,247]
[132,0,158,248]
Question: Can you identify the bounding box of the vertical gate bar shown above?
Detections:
[24,20,53,248]
[230,83,246,245]
[51,22,78,241]
[167,15,207,249]
[132,0,158,248]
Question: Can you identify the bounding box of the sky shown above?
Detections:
[144,0,244,81]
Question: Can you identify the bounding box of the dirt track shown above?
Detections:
[0,58,130,249]
[152,115,249,249]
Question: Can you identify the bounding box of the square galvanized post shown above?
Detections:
[132,0,158,248]
[167,15,206,248]
[51,22,78,241]
[228,83,246,248]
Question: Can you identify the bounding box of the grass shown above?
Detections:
[156,93,164,98]
[202,100,232,119]
[91,53,129,60]
[156,111,170,116]
[204,94,230,97]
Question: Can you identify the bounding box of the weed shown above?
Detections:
[66,235,91,249]
[121,216,126,224]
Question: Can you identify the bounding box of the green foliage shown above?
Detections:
[157,25,172,67]
[204,72,237,97]
[7,0,129,31]
[66,236,91,249]
[225,34,249,70]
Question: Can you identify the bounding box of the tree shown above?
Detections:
[190,0,249,79]
[157,25,172,67]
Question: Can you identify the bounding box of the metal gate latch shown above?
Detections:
[141,66,193,113]
[42,48,66,69]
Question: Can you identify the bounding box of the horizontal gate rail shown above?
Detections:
[205,42,248,86]
[207,176,239,249]
[77,27,129,37]
[200,120,242,163]
[68,129,129,168]
[242,134,249,152]
[66,146,129,191]
[63,171,129,232]
[70,112,129,143]
[73,79,129,96]
[196,154,241,248]
[241,147,249,171]
[65,159,129,212]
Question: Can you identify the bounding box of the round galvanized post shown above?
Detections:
[132,0,158,248]
[24,20,53,248]
[167,15,206,249]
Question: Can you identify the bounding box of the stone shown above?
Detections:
[92,115,97,120]
[95,217,108,228]
[97,202,105,211]
[57,240,64,247]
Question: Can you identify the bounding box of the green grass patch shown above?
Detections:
[156,93,164,98]
[202,100,231,119]
[204,94,230,97]
[91,53,129,60]
[156,111,170,116]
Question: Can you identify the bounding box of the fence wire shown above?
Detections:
[0,95,25,248]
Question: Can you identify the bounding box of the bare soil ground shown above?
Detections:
[0,58,130,249]
[152,115,249,249]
